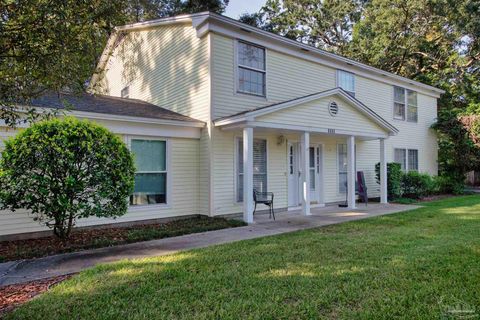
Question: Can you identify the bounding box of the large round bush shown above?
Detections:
[0,117,135,238]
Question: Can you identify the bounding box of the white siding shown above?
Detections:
[0,127,200,237]
[96,24,210,122]
[257,96,387,136]
[211,34,336,119]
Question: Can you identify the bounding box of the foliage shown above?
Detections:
[0,0,228,127]
[0,118,135,238]
[432,175,466,195]
[375,162,402,200]
[6,195,480,319]
[401,171,434,199]
[249,0,480,179]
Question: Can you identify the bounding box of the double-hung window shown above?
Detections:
[237,41,266,96]
[394,86,417,122]
[236,138,267,202]
[130,139,168,205]
[394,148,418,172]
[337,70,355,97]
[337,144,356,193]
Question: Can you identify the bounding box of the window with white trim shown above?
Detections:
[337,70,355,97]
[237,41,266,96]
[394,86,417,122]
[130,139,167,205]
[236,138,267,202]
[408,149,419,171]
[394,148,418,172]
[337,144,356,193]
[121,86,129,98]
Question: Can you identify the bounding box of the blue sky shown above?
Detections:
[224,0,265,19]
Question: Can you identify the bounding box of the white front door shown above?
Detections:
[287,142,300,207]
[309,145,324,204]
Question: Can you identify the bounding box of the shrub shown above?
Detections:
[375,162,402,200]
[0,117,135,238]
[401,171,434,199]
[432,175,465,195]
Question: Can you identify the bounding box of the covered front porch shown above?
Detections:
[214,88,399,224]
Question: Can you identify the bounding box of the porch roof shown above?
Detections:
[214,88,399,138]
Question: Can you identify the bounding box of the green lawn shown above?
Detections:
[7,196,480,319]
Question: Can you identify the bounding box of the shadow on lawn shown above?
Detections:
[7,196,480,319]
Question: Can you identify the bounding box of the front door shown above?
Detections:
[288,143,323,207]
[287,142,300,207]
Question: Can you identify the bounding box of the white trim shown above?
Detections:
[202,15,443,97]
[214,88,399,135]
[380,138,388,204]
[301,132,311,216]
[336,69,356,96]
[242,127,254,223]
[234,40,268,98]
[91,12,444,97]
[347,136,356,209]
[234,135,268,204]
[126,136,172,209]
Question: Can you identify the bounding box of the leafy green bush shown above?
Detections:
[0,117,135,238]
[401,171,434,199]
[375,162,402,200]
[432,175,465,195]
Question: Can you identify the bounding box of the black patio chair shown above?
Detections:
[253,190,275,220]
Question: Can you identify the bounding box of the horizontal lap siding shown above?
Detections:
[98,24,210,122]
[257,97,386,136]
[0,137,200,237]
[356,77,438,175]
[212,129,287,215]
[212,34,336,119]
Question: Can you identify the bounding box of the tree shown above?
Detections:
[0,0,228,127]
[256,0,363,54]
[249,0,480,182]
[0,117,135,238]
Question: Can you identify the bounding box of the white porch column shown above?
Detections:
[380,138,388,204]
[243,127,254,223]
[301,132,311,215]
[347,135,356,209]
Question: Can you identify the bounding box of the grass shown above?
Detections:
[6,196,480,319]
[0,216,246,262]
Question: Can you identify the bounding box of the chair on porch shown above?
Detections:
[253,189,275,220]
[356,171,368,206]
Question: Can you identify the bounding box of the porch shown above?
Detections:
[213,88,399,224]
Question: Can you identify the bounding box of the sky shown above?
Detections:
[224,0,265,19]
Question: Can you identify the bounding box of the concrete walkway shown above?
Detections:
[0,203,418,286]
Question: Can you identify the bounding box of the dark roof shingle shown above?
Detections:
[30,92,203,124]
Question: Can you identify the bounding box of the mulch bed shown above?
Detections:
[0,216,245,263]
[0,275,73,316]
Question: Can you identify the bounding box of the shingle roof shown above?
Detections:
[29,92,203,124]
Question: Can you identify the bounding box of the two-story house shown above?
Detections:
[0,12,444,238]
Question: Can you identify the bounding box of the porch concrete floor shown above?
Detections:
[0,203,419,286]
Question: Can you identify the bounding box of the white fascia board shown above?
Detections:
[202,15,444,98]
[14,105,205,128]
[68,110,205,128]
[218,120,390,139]
[214,88,398,135]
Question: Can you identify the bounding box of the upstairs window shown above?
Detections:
[237,41,266,96]
[337,70,355,97]
[394,86,417,122]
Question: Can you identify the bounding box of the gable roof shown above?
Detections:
[92,12,444,97]
[29,92,204,126]
[214,88,399,135]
